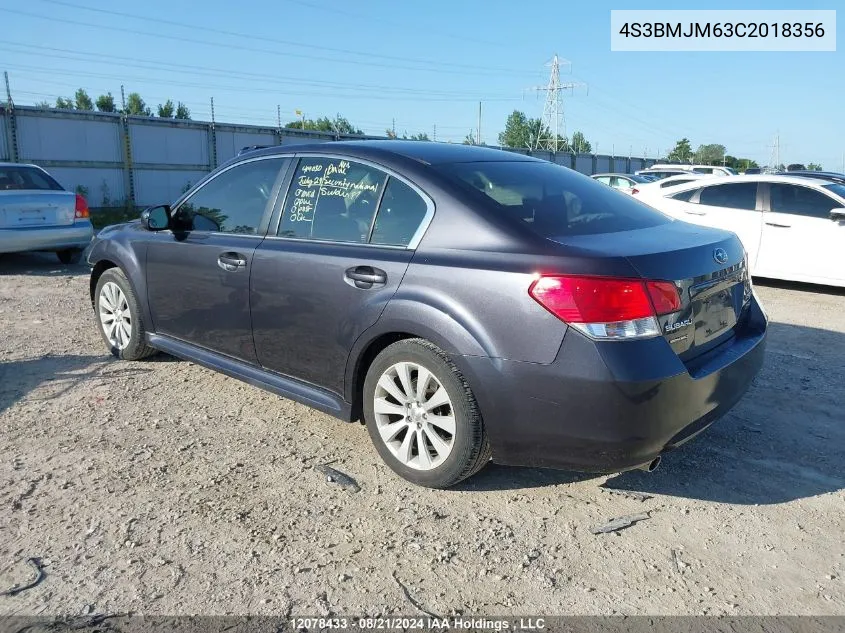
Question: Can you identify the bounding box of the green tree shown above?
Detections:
[157,99,175,118]
[571,130,592,153]
[807,162,823,171]
[124,92,151,116]
[74,88,94,111]
[35,100,51,109]
[667,138,693,163]
[463,131,478,145]
[498,111,531,148]
[385,128,397,139]
[55,96,74,109]
[286,114,362,135]
[174,102,191,120]
[498,110,553,149]
[96,93,116,113]
[406,132,430,141]
[695,143,726,165]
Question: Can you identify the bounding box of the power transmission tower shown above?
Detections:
[769,133,780,170]
[528,55,587,152]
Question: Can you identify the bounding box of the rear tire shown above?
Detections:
[56,249,82,265]
[93,267,157,361]
[363,338,490,488]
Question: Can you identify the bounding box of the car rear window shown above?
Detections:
[0,166,63,191]
[436,160,670,237]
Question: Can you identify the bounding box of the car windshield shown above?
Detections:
[436,160,670,237]
[822,183,845,200]
[0,166,63,191]
[630,174,654,183]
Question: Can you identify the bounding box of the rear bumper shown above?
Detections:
[0,222,94,254]
[459,296,767,473]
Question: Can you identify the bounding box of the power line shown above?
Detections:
[0,41,517,100]
[33,0,525,76]
[2,7,527,78]
[285,0,510,50]
[3,65,523,103]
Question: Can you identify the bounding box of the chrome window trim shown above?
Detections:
[170,155,290,236]
[271,152,436,250]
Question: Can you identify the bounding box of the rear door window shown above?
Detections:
[769,184,837,219]
[697,182,758,210]
[279,157,387,243]
[370,177,429,247]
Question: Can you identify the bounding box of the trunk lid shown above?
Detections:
[550,220,752,360]
[0,191,77,228]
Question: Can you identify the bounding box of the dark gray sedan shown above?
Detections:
[86,141,767,488]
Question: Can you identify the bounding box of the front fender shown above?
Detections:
[87,230,150,328]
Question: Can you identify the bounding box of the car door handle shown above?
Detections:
[345,266,387,289]
[765,222,791,228]
[684,210,707,216]
[218,252,247,272]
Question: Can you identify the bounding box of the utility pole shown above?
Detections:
[527,54,587,152]
[276,104,281,131]
[433,124,436,142]
[477,101,482,145]
[4,71,19,162]
[392,118,396,138]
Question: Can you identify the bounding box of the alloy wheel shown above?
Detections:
[373,361,456,470]
[98,281,132,350]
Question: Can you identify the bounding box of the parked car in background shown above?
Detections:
[86,141,766,488]
[644,174,845,287]
[742,168,762,175]
[775,170,845,185]
[646,163,737,177]
[635,168,692,180]
[630,173,713,199]
[786,164,806,172]
[590,173,655,193]
[0,163,93,263]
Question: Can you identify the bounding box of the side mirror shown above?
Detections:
[830,208,845,222]
[140,205,171,231]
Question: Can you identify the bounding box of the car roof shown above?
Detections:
[591,172,636,177]
[0,162,41,168]
[658,173,839,190]
[241,140,541,166]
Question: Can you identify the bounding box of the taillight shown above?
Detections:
[528,275,681,340]
[75,194,89,219]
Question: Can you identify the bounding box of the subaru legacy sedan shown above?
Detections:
[86,141,767,488]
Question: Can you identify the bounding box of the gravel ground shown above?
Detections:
[0,252,843,618]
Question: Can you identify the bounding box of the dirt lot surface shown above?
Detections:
[1,252,843,618]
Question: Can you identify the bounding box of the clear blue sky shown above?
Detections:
[1,0,841,167]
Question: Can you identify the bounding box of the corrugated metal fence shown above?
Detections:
[1,105,657,207]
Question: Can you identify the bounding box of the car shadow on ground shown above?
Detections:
[0,252,88,277]
[0,354,166,416]
[754,276,845,296]
[459,319,845,505]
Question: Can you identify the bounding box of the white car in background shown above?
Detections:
[590,173,655,194]
[645,174,845,287]
[631,173,713,200]
[646,163,738,177]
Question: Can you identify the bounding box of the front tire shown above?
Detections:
[363,338,491,488]
[93,268,156,360]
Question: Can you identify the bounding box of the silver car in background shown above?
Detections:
[0,163,94,264]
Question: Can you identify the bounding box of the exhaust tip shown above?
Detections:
[637,456,661,472]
